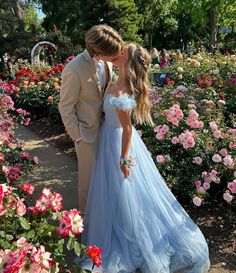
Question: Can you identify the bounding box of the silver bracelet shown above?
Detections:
[120,156,137,167]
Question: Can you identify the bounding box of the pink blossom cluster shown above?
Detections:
[223,171,236,203]
[163,104,184,126]
[170,85,188,98]
[0,184,26,216]
[0,80,17,94]
[186,109,204,129]
[1,164,21,182]
[21,183,35,195]
[154,124,169,140]
[28,188,63,213]
[16,108,30,116]
[201,170,220,184]
[178,130,196,149]
[228,77,236,85]
[209,121,222,139]
[56,209,84,237]
[227,129,236,149]
[0,94,14,112]
[193,170,221,206]
[212,148,234,169]
[0,239,59,273]
[201,99,215,106]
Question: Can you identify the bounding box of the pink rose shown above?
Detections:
[212,154,222,163]
[171,136,179,144]
[223,155,234,169]
[195,180,201,189]
[156,155,165,164]
[227,181,236,193]
[47,96,54,102]
[219,148,228,157]
[192,196,202,206]
[193,156,203,165]
[203,182,210,190]
[209,121,218,130]
[213,130,222,139]
[33,156,39,164]
[223,191,234,203]
[21,183,35,195]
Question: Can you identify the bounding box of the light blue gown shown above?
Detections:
[80,93,210,273]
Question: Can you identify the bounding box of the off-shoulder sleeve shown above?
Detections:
[110,93,136,111]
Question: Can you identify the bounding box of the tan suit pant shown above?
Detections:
[75,139,98,214]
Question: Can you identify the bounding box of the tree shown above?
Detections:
[38,0,141,44]
[134,0,178,49]
[40,0,81,40]
[21,3,41,31]
[0,0,25,36]
[178,0,236,47]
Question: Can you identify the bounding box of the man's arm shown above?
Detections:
[58,65,81,141]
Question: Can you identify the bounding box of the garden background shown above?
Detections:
[0,0,235,272]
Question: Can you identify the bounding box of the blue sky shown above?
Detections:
[36,8,45,19]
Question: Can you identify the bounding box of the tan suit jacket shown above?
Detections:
[58,49,113,143]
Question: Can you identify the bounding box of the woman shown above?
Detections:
[81,43,210,273]
[159,48,169,68]
[150,47,160,66]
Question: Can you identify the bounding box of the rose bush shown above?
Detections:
[8,61,65,120]
[144,51,236,207]
[0,83,102,272]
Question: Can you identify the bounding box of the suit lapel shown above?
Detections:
[83,50,102,96]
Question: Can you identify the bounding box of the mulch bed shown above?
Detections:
[28,117,236,267]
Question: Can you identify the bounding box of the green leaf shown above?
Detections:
[74,241,82,256]
[2,240,11,249]
[6,234,14,241]
[27,230,35,239]
[19,217,30,230]
[0,231,6,237]
[11,219,19,231]
[66,236,75,251]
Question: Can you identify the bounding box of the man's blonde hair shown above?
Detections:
[85,24,124,57]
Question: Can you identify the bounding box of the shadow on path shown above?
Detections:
[15,126,78,210]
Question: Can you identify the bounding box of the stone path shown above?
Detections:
[15,126,236,273]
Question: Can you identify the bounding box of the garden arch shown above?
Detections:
[31,41,57,64]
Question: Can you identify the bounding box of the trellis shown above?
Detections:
[31,41,57,64]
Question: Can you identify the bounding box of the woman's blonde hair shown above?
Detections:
[85,24,124,57]
[150,47,159,58]
[125,43,154,126]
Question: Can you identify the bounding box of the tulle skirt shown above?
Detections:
[80,120,210,273]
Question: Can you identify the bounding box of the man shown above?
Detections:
[59,24,124,214]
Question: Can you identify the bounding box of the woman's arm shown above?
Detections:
[117,109,133,178]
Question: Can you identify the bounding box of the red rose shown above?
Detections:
[86,245,103,267]
[219,93,225,100]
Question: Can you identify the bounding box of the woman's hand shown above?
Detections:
[120,164,130,178]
